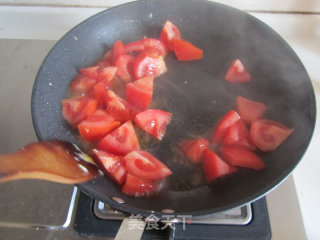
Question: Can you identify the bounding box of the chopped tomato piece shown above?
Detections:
[92,82,108,107]
[79,66,100,80]
[160,20,181,52]
[212,110,241,144]
[113,165,127,186]
[78,110,120,141]
[225,59,251,83]
[70,75,97,96]
[236,96,267,124]
[106,90,140,122]
[115,55,135,82]
[92,149,126,185]
[222,120,256,150]
[122,173,159,197]
[112,40,125,64]
[220,146,265,170]
[141,38,167,57]
[250,119,294,151]
[179,138,209,164]
[126,76,153,110]
[135,109,172,140]
[98,121,140,155]
[98,66,117,86]
[124,41,145,53]
[78,65,116,86]
[202,149,238,182]
[124,150,172,181]
[61,97,97,127]
[103,50,113,64]
[134,52,167,79]
[173,38,203,61]
[94,60,110,68]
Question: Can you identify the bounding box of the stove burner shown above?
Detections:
[75,192,271,240]
[93,200,252,225]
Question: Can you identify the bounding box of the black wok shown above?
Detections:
[31,0,316,218]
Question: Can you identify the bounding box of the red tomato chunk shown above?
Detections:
[98,121,140,156]
[106,90,140,122]
[70,75,97,96]
[203,149,238,182]
[220,146,265,170]
[122,173,159,197]
[124,150,172,181]
[126,76,153,110]
[160,20,181,52]
[225,59,251,83]
[142,38,167,57]
[135,109,172,140]
[115,55,135,82]
[78,110,120,141]
[250,119,293,151]
[236,96,267,124]
[173,38,203,61]
[179,138,209,164]
[222,120,256,151]
[134,52,167,79]
[61,97,97,127]
[211,110,241,144]
[92,149,126,185]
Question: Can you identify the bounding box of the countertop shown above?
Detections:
[0,1,319,239]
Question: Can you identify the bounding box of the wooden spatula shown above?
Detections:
[0,141,100,184]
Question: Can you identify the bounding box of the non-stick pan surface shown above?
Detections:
[32,0,316,218]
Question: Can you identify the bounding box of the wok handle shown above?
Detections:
[114,217,146,240]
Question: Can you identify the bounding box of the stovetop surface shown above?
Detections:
[75,192,271,240]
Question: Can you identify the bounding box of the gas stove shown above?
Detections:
[75,189,270,240]
[0,36,309,239]
[0,182,270,240]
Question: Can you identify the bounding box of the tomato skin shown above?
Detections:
[98,66,117,86]
[180,138,209,164]
[70,75,97,96]
[106,90,140,122]
[124,150,172,181]
[92,149,126,185]
[236,96,267,124]
[78,66,116,86]
[250,119,294,151]
[160,20,181,52]
[61,97,98,127]
[94,59,111,69]
[121,173,159,197]
[225,59,251,83]
[124,41,145,53]
[103,50,113,64]
[92,81,108,108]
[97,121,140,156]
[79,66,100,80]
[212,110,241,144]
[141,38,167,57]
[222,120,256,150]
[112,40,125,64]
[115,55,135,82]
[220,146,265,170]
[135,109,172,140]
[173,38,203,61]
[78,110,120,141]
[134,52,167,79]
[203,149,238,182]
[126,76,153,110]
